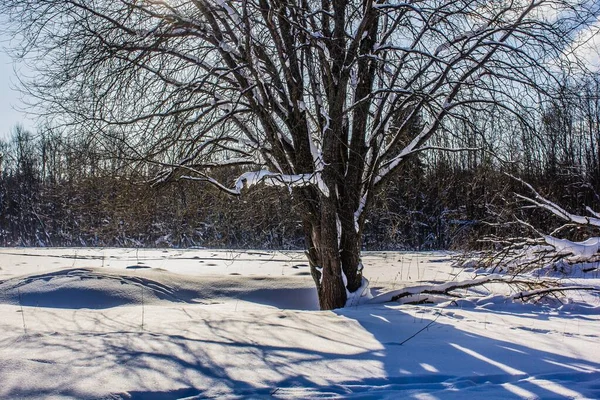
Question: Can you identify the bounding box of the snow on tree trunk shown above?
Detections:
[340,211,364,293]
[302,193,366,310]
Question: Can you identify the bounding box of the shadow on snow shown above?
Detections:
[1,303,598,399]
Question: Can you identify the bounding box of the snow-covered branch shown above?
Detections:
[511,173,600,228]
[369,274,534,304]
[369,274,599,305]
[234,170,329,197]
[462,175,600,277]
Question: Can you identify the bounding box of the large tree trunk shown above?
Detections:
[303,196,364,310]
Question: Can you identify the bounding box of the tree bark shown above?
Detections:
[305,229,349,310]
[303,193,364,310]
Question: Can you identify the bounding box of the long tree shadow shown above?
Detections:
[102,303,600,399]
[332,304,600,399]
[2,290,599,399]
[0,302,381,399]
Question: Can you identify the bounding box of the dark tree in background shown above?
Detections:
[1,0,597,309]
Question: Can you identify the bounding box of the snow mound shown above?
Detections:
[545,236,600,258]
[0,267,320,310]
[0,268,203,309]
[533,261,600,278]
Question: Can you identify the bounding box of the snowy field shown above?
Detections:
[0,248,599,399]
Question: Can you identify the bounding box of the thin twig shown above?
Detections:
[17,286,27,335]
[141,284,145,331]
[399,310,442,346]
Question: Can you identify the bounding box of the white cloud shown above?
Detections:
[563,16,600,71]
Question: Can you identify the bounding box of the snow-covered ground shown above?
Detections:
[0,248,599,399]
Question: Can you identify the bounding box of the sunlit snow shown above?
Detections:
[0,248,599,399]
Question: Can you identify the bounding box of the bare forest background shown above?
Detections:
[2,76,600,251]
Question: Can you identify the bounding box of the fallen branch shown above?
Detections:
[510,286,599,302]
[369,274,548,304]
[370,274,599,306]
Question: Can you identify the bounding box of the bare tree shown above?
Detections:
[1,0,597,308]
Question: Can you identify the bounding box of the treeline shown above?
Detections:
[2,78,600,250]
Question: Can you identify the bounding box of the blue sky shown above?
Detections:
[0,46,33,141]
